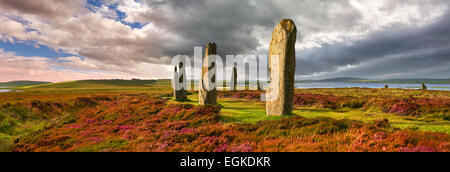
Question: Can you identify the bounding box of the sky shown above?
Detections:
[0,0,449,82]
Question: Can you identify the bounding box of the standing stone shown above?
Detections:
[266,19,297,116]
[173,66,178,93]
[199,42,217,105]
[256,57,262,91]
[174,61,188,101]
[231,66,237,91]
[421,83,427,90]
[385,85,389,89]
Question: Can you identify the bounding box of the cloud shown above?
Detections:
[117,0,364,56]
[1,0,180,68]
[296,7,450,79]
[0,0,449,82]
[0,0,84,18]
[0,49,141,82]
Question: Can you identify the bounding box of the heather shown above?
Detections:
[0,80,449,152]
[6,94,449,152]
[219,90,449,121]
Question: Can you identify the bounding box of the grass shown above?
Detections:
[180,93,283,123]
[293,108,450,134]
[0,79,449,152]
[182,91,450,133]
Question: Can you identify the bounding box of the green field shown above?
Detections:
[20,80,157,89]
[0,81,51,87]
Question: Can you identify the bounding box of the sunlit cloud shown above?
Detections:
[0,0,449,82]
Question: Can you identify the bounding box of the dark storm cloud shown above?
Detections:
[137,0,362,58]
[297,9,450,79]
[336,48,450,79]
[138,0,281,57]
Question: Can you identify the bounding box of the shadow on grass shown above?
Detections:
[224,106,262,110]
[296,108,331,113]
[283,113,298,117]
[219,99,252,103]
[173,99,194,103]
[297,108,350,113]
[219,110,298,123]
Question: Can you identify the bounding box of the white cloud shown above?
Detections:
[0,0,449,81]
[0,49,139,82]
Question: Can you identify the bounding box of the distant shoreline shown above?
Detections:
[295,81,450,84]
[294,82,450,91]
[295,77,450,84]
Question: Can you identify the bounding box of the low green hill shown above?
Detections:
[0,81,51,87]
[23,80,157,89]
[318,77,369,82]
[296,77,370,83]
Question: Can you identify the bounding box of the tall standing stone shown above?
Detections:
[256,58,262,91]
[199,42,217,105]
[266,19,297,116]
[231,66,237,91]
[421,83,427,90]
[173,61,188,101]
[173,66,178,93]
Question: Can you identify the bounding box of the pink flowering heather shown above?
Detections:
[215,143,228,152]
[232,144,253,152]
[399,146,435,152]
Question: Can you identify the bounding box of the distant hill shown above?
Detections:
[318,77,369,82]
[296,77,450,84]
[0,81,51,87]
[296,77,369,83]
[379,78,450,84]
[24,80,157,89]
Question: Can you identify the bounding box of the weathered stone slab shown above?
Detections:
[266,19,297,116]
[199,42,217,105]
[173,60,188,101]
[257,81,262,90]
[231,66,237,91]
[421,83,427,90]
